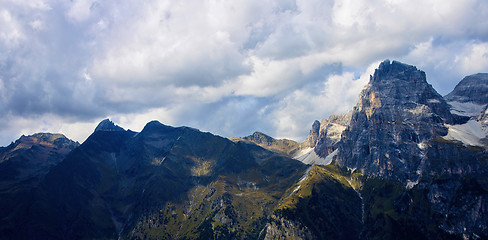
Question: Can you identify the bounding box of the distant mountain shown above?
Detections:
[1,60,487,239]
[0,133,79,187]
[237,131,302,156]
[445,73,488,106]
[444,73,488,146]
[0,133,79,237]
[1,120,307,239]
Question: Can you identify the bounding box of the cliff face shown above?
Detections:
[334,60,461,182]
[313,112,351,157]
[335,61,488,239]
[290,60,488,239]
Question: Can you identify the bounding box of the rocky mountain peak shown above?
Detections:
[141,120,168,131]
[445,73,488,105]
[243,132,276,145]
[358,59,454,123]
[94,118,125,132]
[12,133,78,152]
[305,120,321,147]
[0,133,79,188]
[28,133,67,142]
[335,60,459,182]
[372,59,425,84]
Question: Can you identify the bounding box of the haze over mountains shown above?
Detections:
[1,60,487,239]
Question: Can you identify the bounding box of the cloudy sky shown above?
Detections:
[0,0,487,145]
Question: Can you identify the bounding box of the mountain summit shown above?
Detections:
[94,118,125,132]
[445,73,488,105]
[332,60,457,182]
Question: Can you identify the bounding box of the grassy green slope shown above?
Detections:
[269,165,363,240]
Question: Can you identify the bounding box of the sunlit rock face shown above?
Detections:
[323,61,488,238]
[306,112,351,158]
[335,60,459,182]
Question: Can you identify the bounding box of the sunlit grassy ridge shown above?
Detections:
[269,164,363,239]
[126,127,308,239]
[129,167,305,240]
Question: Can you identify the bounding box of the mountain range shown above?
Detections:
[1,60,487,239]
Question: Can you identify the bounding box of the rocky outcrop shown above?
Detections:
[264,215,315,240]
[479,105,488,140]
[294,112,351,165]
[313,112,352,157]
[444,73,488,147]
[244,131,276,145]
[305,120,321,148]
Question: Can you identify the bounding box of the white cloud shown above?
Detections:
[456,42,488,75]
[402,39,488,95]
[233,57,303,97]
[0,10,24,47]
[0,0,488,145]
[268,62,376,141]
[113,107,176,133]
[0,113,100,145]
[29,19,45,31]
[89,1,252,88]
[2,0,51,10]
[66,0,97,23]
[0,77,6,103]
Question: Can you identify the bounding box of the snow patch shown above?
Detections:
[448,101,485,117]
[346,178,365,223]
[292,166,313,194]
[323,149,338,165]
[417,142,428,150]
[347,167,357,173]
[293,147,334,165]
[291,185,301,194]
[406,179,419,189]
[444,120,486,146]
[407,136,428,189]
[298,166,312,182]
